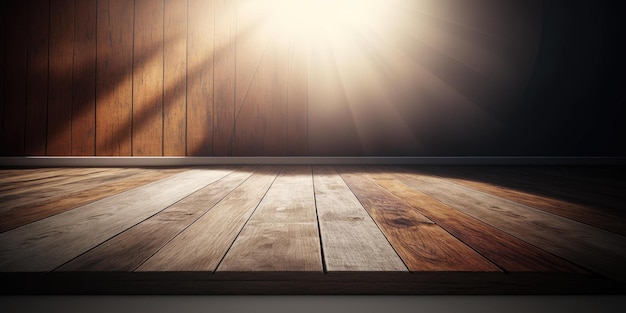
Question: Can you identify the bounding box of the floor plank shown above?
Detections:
[428,166,626,236]
[0,168,129,210]
[137,166,281,271]
[0,168,183,232]
[312,166,407,272]
[0,167,234,271]
[337,166,500,272]
[393,166,626,282]
[368,170,586,273]
[58,166,256,271]
[217,166,322,272]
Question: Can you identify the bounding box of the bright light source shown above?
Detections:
[266,0,392,36]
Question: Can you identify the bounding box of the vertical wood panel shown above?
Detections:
[213,0,236,156]
[2,2,28,156]
[25,0,49,155]
[96,0,134,156]
[163,0,187,156]
[133,0,164,156]
[47,0,74,156]
[234,29,288,156]
[72,0,97,156]
[186,0,214,156]
[287,35,308,155]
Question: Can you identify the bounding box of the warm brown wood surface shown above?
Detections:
[132,0,164,156]
[393,167,626,282]
[313,166,407,271]
[428,166,626,236]
[138,166,280,271]
[25,0,49,156]
[0,168,234,271]
[95,0,133,156]
[186,0,214,156]
[71,0,97,156]
[338,166,499,272]
[59,166,252,271]
[0,168,183,232]
[218,166,321,271]
[162,0,188,156]
[47,0,74,156]
[0,165,625,295]
[213,0,237,156]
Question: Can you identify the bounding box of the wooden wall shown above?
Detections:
[0,0,309,156]
[2,0,584,157]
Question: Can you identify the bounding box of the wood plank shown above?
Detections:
[218,166,322,271]
[132,0,164,156]
[233,30,288,156]
[286,34,308,156]
[337,166,500,272]
[428,166,626,236]
[71,0,97,156]
[186,0,214,156]
[96,0,133,156]
[367,170,587,273]
[0,167,114,198]
[0,167,234,271]
[25,0,49,156]
[47,0,74,156]
[393,166,626,281]
[0,167,71,184]
[59,166,255,271]
[163,0,187,156]
[137,166,281,271]
[212,0,236,156]
[2,2,28,155]
[0,168,184,233]
[312,166,407,272]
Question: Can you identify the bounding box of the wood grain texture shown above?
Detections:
[96,0,133,156]
[394,167,626,281]
[0,168,183,233]
[186,0,214,156]
[163,0,187,156]
[71,0,97,156]
[0,167,233,271]
[218,166,322,272]
[313,166,407,272]
[2,2,28,156]
[428,166,626,236]
[213,0,236,156]
[234,30,288,156]
[25,0,49,156]
[337,166,500,272]
[133,0,164,156]
[368,170,586,273]
[0,168,123,210]
[138,166,280,271]
[59,166,254,271]
[47,0,74,156]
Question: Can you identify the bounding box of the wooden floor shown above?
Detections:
[1,165,625,294]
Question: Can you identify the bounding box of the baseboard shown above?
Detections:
[0,156,625,167]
